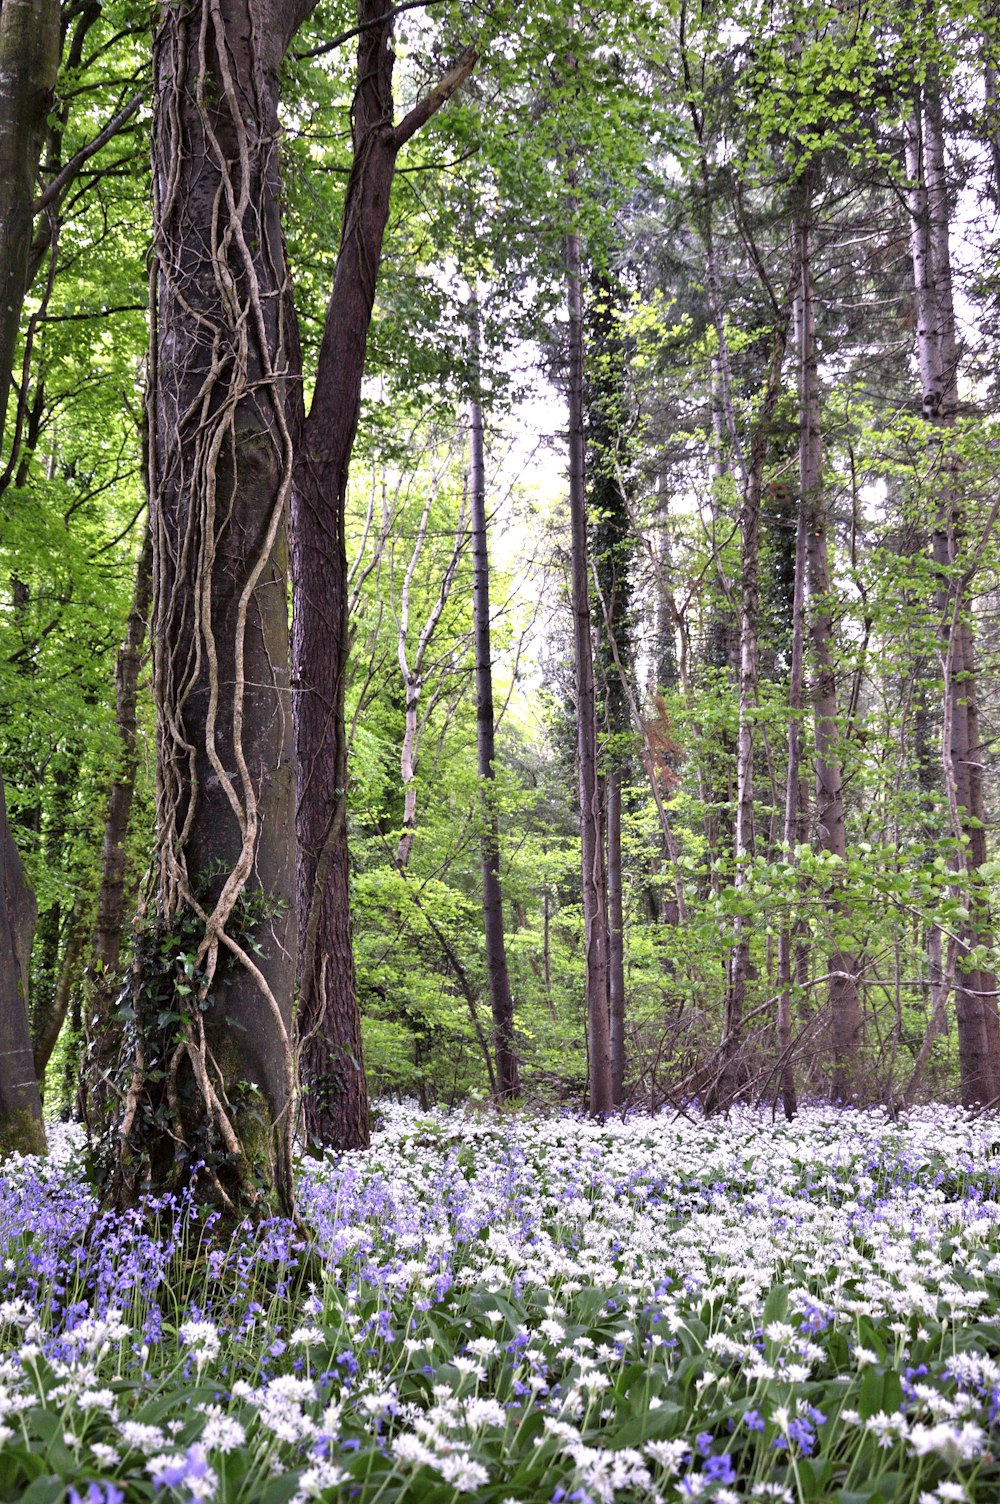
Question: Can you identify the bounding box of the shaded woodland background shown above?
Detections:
[4,0,1000,1208]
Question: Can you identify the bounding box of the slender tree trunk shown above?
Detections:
[777,483,806,1121]
[565,225,612,1117]
[291,2,475,1149]
[82,526,153,1131]
[393,481,466,872]
[32,904,86,1081]
[797,186,862,1102]
[905,81,1000,1104]
[606,764,626,1105]
[0,774,45,1153]
[469,293,518,1100]
[718,432,760,1103]
[709,316,789,1110]
[115,0,305,1216]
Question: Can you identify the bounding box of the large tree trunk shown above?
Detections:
[114,0,303,1215]
[291,2,475,1150]
[797,186,863,1102]
[565,224,612,1117]
[82,526,153,1132]
[905,80,1000,1105]
[469,295,518,1100]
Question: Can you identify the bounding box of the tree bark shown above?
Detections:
[708,309,789,1110]
[115,0,301,1215]
[0,0,60,1156]
[905,80,1000,1105]
[606,764,626,1105]
[32,903,86,1082]
[0,774,45,1153]
[776,478,806,1121]
[0,0,60,453]
[393,477,467,872]
[291,0,475,1150]
[469,293,518,1100]
[797,184,863,1103]
[82,525,153,1132]
[565,224,612,1117]
[586,271,632,1107]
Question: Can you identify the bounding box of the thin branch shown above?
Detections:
[294,0,445,62]
[34,92,144,216]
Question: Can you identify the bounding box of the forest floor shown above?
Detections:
[0,1103,997,1504]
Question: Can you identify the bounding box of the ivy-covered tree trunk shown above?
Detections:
[113,0,303,1215]
[468,294,518,1101]
[797,187,862,1103]
[587,271,633,1108]
[291,0,475,1150]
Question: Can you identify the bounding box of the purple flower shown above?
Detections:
[704,1453,736,1485]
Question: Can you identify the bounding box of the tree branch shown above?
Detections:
[33,91,143,216]
[294,0,445,61]
[393,45,477,148]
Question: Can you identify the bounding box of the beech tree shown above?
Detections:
[113,0,304,1214]
[291,6,475,1152]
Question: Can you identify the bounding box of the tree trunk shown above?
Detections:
[291,1,475,1149]
[710,316,788,1110]
[0,0,60,452]
[586,271,633,1107]
[565,224,612,1117]
[905,80,1000,1105]
[115,0,303,1216]
[82,525,153,1133]
[0,774,45,1153]
[393,478,467,872]
[719,431,759,1101]
[776,480,806,1121]
[0,0,61,1155]
[797,186,862,1103]
[469,293,518,1100]
[606,764,626,1105]
[32,904,87,1082]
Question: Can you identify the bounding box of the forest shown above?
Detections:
[4,0,1000,1500]
[4,0,1000,1186]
